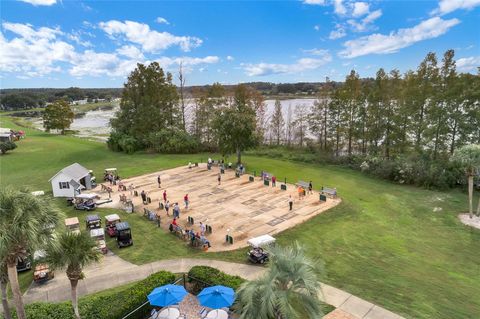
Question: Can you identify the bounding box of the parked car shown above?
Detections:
[105,214,121,237]
[33,250,54,284]
[16,255,32,272]
[90,228,108,254]
[86,214,101,230]
[116,222,133,248]
[72,194,97,211]
[247,234,276,264]
[65,217,80,234]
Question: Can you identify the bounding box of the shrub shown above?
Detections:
[147,128,199,154]
[10,270,175,319]
[0,140,17,154]
[107,132,142,154]
[187,266,245,294]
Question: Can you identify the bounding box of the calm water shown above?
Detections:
[31,98,318,141]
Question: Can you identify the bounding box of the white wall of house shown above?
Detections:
[51,172,76,197]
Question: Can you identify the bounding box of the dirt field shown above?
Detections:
[96,163,341,252]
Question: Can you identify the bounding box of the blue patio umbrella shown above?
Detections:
[148,284,188,307]
[197,285,235,309]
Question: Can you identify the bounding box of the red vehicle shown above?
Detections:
[105,214,121,237]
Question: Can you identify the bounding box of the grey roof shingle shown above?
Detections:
[49,163,89,181]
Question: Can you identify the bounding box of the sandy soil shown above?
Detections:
[90,163,341,252]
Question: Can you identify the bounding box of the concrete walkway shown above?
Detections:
[20,255,405,319]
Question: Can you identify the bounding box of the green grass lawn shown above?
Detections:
[1,116,480,318]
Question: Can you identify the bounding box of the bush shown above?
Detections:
[107,132,142,154]
[0,140,17,154]
[187,266,245,294]
[147,128,199,154]
[10,270,175,319]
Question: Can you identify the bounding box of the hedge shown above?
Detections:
[8,270,175,319]
[187,266,245,294]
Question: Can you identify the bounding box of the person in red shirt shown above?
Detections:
[163,190,167,202]
[272,176,276,187]
[184,194,189,209]
[172,218,178,226]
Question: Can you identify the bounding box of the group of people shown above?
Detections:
[297,181,313,200]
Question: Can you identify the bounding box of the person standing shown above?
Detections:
[200,222,206,236]
[157,175,161,188]
[141,190,146,204]
[165,200,170,216]
[163,190,167,202]
[184,194,189,209]
[288,195,293,211]
[308,181,313,194]
[217,173,221,185]
[272,175,276,187]
[173,202,180,218]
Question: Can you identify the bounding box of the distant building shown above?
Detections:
[49,163,93,197]
[72,99,88,105]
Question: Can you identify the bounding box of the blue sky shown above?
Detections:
[1,0,479,88]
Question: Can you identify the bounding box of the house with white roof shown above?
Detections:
[49,163,93,197]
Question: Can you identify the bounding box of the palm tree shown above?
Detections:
[452,144,480,218]
[0,187,63,319]
[235,242,324,319]
[45,231,101,319]
[1,260,12,319]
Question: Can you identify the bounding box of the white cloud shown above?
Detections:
[116,45,145,59]
[302,48,330,56]
[347,9,382,31]
[156,17,170,25]
[0,21,219,79]
[334,0,347,15]
[314,25,320,31]
[18,0,56,6]
[339,17,460,58]
[352,2,369,17]
[302,0,326,5]
[456,56,480,72]
[329,24,346,39]
[0,22,75,77]
[244,54,331,76]
[432,0,480,15]
[99,20,202,53]
[226,55,234,61]
[156,56,219,68]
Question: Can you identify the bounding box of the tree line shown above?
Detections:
[108,50,478,188]
[0,88,122,110]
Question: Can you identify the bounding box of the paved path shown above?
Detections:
[20,255,405,319]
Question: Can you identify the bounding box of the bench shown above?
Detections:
[321,186,337,198]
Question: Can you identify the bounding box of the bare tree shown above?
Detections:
[178,62,187,131]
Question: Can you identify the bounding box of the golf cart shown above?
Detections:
[72,193,97,211]
[105,214,121,237]
[116,222,133,248]
[90,228,108,254]
[65,217,81,234]
[86,214,101,230]
[16,255,32,272]
[33,250,54,284]
[247,235,276,264]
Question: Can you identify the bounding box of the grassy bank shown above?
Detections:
[1,116,479,318]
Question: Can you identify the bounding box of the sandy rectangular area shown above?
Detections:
[94,163,341,252]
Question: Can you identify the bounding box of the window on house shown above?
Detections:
[59,182,70,189]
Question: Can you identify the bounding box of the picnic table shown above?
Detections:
[205,309,228,319]
[321,186,337,198]
[157,307,180,319]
